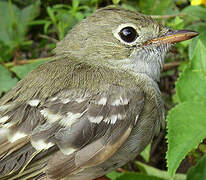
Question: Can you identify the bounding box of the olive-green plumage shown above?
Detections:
[0,6,197,180]
[0,6,167,104]
[0,58,137,103]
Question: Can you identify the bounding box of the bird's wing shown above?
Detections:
[0,85,145,179]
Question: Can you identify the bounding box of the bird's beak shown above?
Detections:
[145,30,198,45]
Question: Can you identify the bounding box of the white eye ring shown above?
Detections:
[112,23,139,46]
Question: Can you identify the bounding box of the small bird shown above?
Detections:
[0,6,198,180]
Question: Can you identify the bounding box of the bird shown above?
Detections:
[0,6,198,180]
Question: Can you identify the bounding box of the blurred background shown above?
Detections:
[0,0,206,179]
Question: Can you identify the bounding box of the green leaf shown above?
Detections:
[0,1,40,61]
[75,12,84,21]
[166,102,206,177]
[11,60,49,79]
[176,67,206,102]
[107,171,123,180]
[47,7,57,25]
[187,22,206,35]
[107,163,185,180]
[187,155,206,180]
[0,65,18,96]
[167,16,184,30]
[189,32,206,66]
[19,0,41,35]
[138,0,178,15]
[140,144,151,162]
[116,172,166,180]
[72,0,79,9]
[188,36,199,60]
[44,21,52,34]
[0,41,13,62]
[29,20,50,26]
[136,162,186,180]
[0,1,20,47]
[112,0,121,5]
[176,33,206,102]
[181,6,206,24]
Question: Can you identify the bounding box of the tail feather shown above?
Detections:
[0,136,30,159]
[0,137,31,176]
[46,151,78,180]
[0,135,57,180]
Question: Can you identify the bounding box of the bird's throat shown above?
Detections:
[118,44,170,82]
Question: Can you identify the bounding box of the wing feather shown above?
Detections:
[0,85,145,179]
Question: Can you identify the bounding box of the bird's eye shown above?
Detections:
[118,26,139,43]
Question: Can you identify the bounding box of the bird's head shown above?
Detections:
[55,6,198,81]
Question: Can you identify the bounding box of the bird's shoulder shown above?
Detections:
[0,57,140,104]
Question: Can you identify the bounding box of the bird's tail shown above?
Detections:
[0,129,57,180]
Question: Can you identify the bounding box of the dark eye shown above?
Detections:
[119,26,139,43]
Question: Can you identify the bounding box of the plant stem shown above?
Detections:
[38,34,58,43]
[163,61,180,71]
[3,57,54,68]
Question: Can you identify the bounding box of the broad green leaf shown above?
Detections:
[0,0,40,43]
[176,34,206,102]
[11,60,49,79]
[0,65,18,96]
[140,144,151,162]
[138,0,178,15]
[19,0,41,35]
[166,102,206,177]
[187,155,206,180]
[181,6,206,24]
[190,35,206,70]
[176,67,206,102]
[188,36,199,60]
[116,172,165,180]
[107,171,123,180]
[0,1,40,61]
[136,162,186,180]
[189,32,206,64]
[187,22,206,35]
[0,41,13,62]
[0,1,20,47]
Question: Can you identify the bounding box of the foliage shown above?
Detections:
[0,65,18,96]
[11,58,51,79]
[0,0,40,61]
[32,0,95,40]
[0,0,206,179]
[187,155,206,180]
[138,0,178,15]
[166,25,206,177]
[166,102,206,176]
[107,162,186,180]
